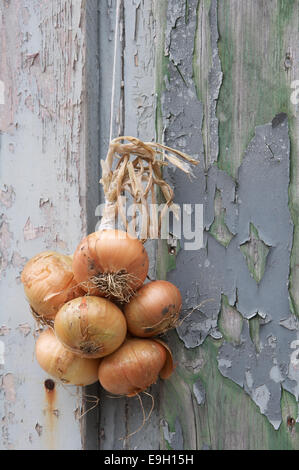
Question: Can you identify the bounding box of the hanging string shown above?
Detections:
[109,0,122,143]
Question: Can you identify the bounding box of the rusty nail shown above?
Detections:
[44,378,55,391]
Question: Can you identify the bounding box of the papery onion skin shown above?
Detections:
[97,337,173,396]
[21,251,84,319]
[35,329,100,386]
[54,296,127,359]
[124,280,182,337]
[72,229,149,300]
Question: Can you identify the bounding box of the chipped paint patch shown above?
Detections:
[23,217,48,241]
[218,358,232,369]
[16,323,31,337]
[0,185,15,209]
[0,326,11,336]
[0,341,5,365]
[0,215,13,278]
[2,374,16,402]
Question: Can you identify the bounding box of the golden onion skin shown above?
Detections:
[72,229,149,299]
[54,296,127,359]
[21,251,84,319]
[98,337,172,396]
[35,329,100,386]
[124,280,182,337]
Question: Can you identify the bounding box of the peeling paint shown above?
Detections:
[11,251,27,268]
[193,0,223,167]
[162,0,296,428]
[35,422,42,437]
[192,378,206,406]
[0,185,16,209]
[16,323,31,337]
[23,217,48,241]
[0,341,5,365]
[0,326,11,336]
[2,374,16,402]
[218,295,243,344]
[209,189,234,247]
[240,223,271,284]
[0,0,91,450]
[0,215,13,278]
[252,385,271,418]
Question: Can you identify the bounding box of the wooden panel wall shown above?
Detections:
[0,0,99,449]
[2,0,299,451]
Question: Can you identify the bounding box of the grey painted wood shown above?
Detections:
[3,0,298,451]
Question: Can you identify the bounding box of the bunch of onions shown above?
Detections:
[98,337,174,397]
[54,296,127,358]
[72,229,149,302]
[21,135,196,399]
[35,329,100,386]
[21,251,84,322]
[124,280,182,337]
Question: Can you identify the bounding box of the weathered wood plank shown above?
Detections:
[0,0,97,449]
[155,0,299,450]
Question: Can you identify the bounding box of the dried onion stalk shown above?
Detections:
[99,136,199,241]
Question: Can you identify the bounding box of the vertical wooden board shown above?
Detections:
[155,0,299,450]
[0,0,97,449]
[80,0,101,450]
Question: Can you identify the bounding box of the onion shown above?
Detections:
[21,251,84,320]
[97,337,174,396]
[72,229,149,302]
[35,329,100,386]
[54,295,127,358]
[124,280,182,337]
